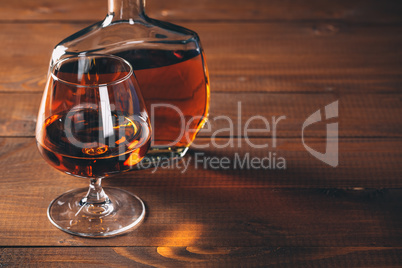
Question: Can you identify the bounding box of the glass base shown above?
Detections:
[48,187,145,237]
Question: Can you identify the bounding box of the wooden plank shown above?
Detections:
[1,0,402,23]
[0,94,39,137]
[1,247,401,267]
[1,23,401,93]
[0,138,401,189]
[0,138,401,246]
[0,159,402,247]
[1,93,401,138]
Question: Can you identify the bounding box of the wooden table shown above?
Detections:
[1,0,401,266]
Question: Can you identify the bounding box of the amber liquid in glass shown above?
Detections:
[115,49,209,148]
[37,63,151,180]
[37,109,150,178]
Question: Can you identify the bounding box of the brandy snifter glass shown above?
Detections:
[36,54,151,237]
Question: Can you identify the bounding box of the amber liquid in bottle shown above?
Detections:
[114,49,209,149]
[49,0,210,160]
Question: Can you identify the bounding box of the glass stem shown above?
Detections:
[81,178,110,205]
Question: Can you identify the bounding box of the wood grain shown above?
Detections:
[1,92,400,138]
[1,247,401,267]
[1,0,402,23]
[1,174,401,246]
[1,0,401,265]
[1,23,401,93]
[0,137,401,188]
[0,138,400,246]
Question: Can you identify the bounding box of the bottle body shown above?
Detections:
[50,4,209,160]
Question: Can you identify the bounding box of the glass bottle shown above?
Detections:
[50,0,210,162]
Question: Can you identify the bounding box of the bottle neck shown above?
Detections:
[108,0,146,20]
